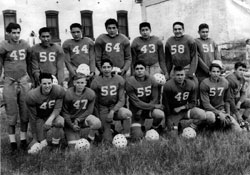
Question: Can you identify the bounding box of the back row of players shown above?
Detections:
[1,19,249,153]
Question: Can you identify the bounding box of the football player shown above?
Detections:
[0,23,32,152]
[95,18,131,76]
[31,27,64,86]
[91,59,132,142]
[125,61,164,140]
[195,23,221,82]
[62,73,101,150]
[200,61,242,131]
[62,23,95,87]
[26,73,65,152]
[131,22,167,77]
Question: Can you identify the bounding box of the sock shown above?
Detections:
[52,138,60,145]
[9,134,16,143]
[20,132,27,141]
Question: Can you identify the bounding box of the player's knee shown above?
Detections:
[189,107,206,121]
[118,107,132,119]
[53,115,64,128]
[205,111,216,124]
[87,115,102,130]
[152,109,164,119]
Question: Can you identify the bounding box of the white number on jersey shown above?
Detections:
[10,49,26,61]
[137,86,151,97]
[73,99,88,109]
[174,92,190,101]
[72,45,88,54]
[209,87,224,96]
[39,100,56,109]
[140,44,156,54]
[39,52,56,62]
[105,43,120,52]
[171,45,185,54]
[101,85,117,96]
[202,44,214,53]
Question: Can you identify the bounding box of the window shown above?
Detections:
[117,10,129,38]
[2,10,16,40]
[45,10,60,42]
[81,10,94,40]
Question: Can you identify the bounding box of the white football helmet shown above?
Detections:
[28,142,41,154]
[76,64,90,76]
[112,67,121,75]
[182,127,196,139]
[212,60,223,69]
[75,138,90,151]
[145,129,160,141]
[153,73,166,85]
[51,75,58,85]
[112,134,128,148]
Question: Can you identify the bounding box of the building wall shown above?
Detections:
[0,0,142,43]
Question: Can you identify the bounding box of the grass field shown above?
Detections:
[1,106,250,175]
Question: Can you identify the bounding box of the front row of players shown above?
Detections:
[18,59,250,153]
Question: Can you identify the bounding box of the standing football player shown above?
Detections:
[91,59,132,142]
[131,22,167,77]
[95,18,131,76]
[26,73,65,152]
[200,61,241,131]
[31,27,64,86]
[62,73,101,150]
[0,23,32,153]
[125,61,165,140]
[62,23,95,87]
[195,23,220,82]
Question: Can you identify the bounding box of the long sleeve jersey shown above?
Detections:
[90,74,125,112]
[95,33,131,71]
[162,79,196,115]
[195,38,220,79]
[0,39,31,80]
[31,43,64,85]
[131,36,167,74]
[200,77,229,114]
[62,37,95,75]
[61,87,96,128]
[125,75,158,112]
[165,35,198,77]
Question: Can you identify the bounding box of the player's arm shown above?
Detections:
[187,40,198,78]
[30,48,41,84]
[89,40,96,74]
[111,79,125,112]
[94,37,103,71]
[186,83,197,109]
[131,40,138,75]
[150,80,160,105]
[165,43,172,77]
[62,42,76,76]
[61,92,75,129]
[157,40,167,75]
[56,47,65,85]
[122,38,132,74]
[214,42,221,60]
[90,79,100,118]
[162,84,171,116]
[196,44,210,74]
[0,47,5,77]
[224,80,237,114]
[200,81,221,115]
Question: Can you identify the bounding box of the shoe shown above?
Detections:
[20,140,28,150]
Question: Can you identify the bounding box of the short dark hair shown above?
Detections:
[39,72,53,82]
[6,23,21,33]
[234,62,247,70]
[105,18,118,29]
[198,23,209,31]
[173,66,184,72]
[139,22,151,31]
[101,59,113,67]
[209,63,222,71]
[134,60,146,69]
[173,22,184,29]
[39,27,51,36]
[70,23,82,31]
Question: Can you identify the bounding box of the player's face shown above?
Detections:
[101,62,112,77]
[74,78,87,92]
[235,66,245,78]
[71,27,82,41]
[140,27,151,39]
[9,28,21,43]
[173,24,184,38]
[39,32,51,46]
[210,67,221,81]
[135,65,146,78]
[174,70,185,84]
[106,24,118,38]
[199,28,209,40]
[41,78,53,95]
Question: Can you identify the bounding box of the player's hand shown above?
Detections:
[154,104,164,110]
[236,101,242,110]
[174,106,185,113]
[165,73,170,81]
[72,124,80,132]
[218,112,231,126]
[106,110,114,123]
[43,118,53,130]
[235,112,243,123]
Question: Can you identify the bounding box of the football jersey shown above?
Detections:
[131,36,167,73]
[165,35,197,77]
[195,38,220,79]
[200,77,229,114]
[31,43,64,84]
[0,39,31,80]
[62,37,95,73]
[125,75,158,111]
[91,74,125,111]
[62,87,95,126]
[95,33,131,71]
[163,79,196,115]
